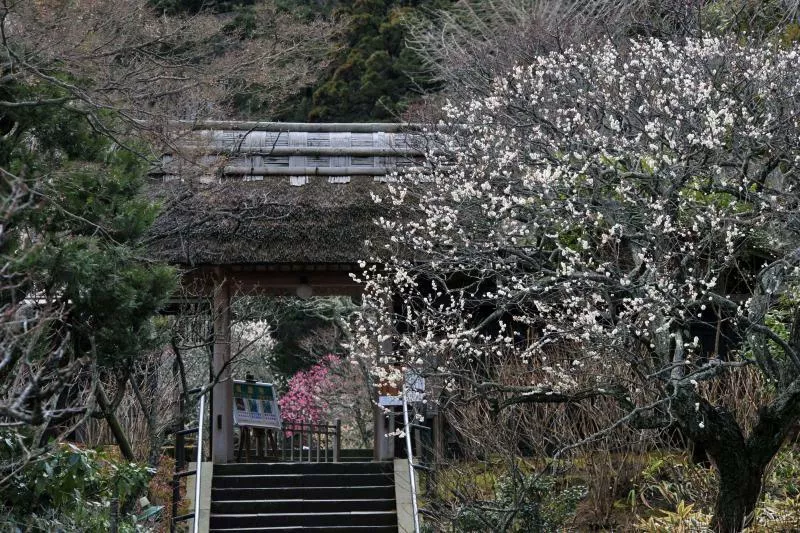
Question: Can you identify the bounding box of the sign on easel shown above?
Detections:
[232,380,281,429]
[379,370,425,406]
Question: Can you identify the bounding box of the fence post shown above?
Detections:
[333,419,341,463]
[289,425,294,462]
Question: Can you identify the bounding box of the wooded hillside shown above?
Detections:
[150,0,449,121]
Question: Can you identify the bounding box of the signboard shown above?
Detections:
[379,370,425,406]
[232,380,281,429]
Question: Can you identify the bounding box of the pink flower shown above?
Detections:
[279,355,341,427]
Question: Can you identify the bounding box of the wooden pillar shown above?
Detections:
[387,408,396,458]
[374,296,394,461]
[373,404,385,460]
[212,275,234,463]
[433,412,444,464]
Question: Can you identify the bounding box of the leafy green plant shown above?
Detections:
[453,472,586,532]
[633,453,717,512]
[629,448,800,531]
[764,448,800,498]
[750,493,800,531]
[0,442,154,532]
[635,500,712,532]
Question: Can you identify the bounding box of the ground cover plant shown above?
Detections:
[0,441,158,532]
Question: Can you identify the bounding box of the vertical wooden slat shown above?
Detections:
[328,132,351,184]
[307,423,312,462]
[289,132,308,186]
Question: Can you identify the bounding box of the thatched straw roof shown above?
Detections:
[145,176,394,266]
[143,123,427,267]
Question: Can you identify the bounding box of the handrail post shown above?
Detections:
[192,394,205,533]
[171,396,185,533]
[169,388,207,533]
[333,419,341,463]
[402,384,421,533]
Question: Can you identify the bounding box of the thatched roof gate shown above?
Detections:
[146,122,423,463]
[147,121,423,277]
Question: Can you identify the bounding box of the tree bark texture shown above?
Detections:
[712,461,764,533]
[96,383,135,462]
[671,378,800,532]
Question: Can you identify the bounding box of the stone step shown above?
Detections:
[212,472,394,489]
[209,510,397,529]
[209,454,398,532]
[209,526,398,533]
[340,448,373,457]
[215,461,392,476]
[211,497,396,515]
[211,485,396,501]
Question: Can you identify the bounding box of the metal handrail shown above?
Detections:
[402,383,421,533]
[192,394,205,533]
[170,388,207,533]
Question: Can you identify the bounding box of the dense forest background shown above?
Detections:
[150,0,449,121]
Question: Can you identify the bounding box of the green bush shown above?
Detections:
[630,448,800,532]
[0,439,155,532]
[453,472,586,532]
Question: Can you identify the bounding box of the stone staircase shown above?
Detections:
[337,448,374,463]
[209,461,398,532]
[231,447,375,464]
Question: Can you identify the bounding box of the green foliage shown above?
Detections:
[635,500,712,533]
[146,0,447,121]
[0,440,154,532]
[306,1,432,121]
[629,449,800,531]
[630,452,717,513]
[1,68,176,366]
[766,448,800,498]
[276,0,449,122]
[0,17,175,507]
[453,472,586,532]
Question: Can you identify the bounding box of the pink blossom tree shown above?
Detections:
[278,355,340,425]
[278,355,373,447]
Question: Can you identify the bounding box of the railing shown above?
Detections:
[280,420,341,463]
[402,383,422,533]
[171,388,207,533]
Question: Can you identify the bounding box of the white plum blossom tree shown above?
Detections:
[354,35,800,532]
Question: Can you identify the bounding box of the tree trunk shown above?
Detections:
[711,461,764,533]
[96,383,135,462]
[670,383,770,533]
